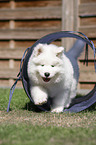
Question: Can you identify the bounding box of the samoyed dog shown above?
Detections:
[27,41,85,112]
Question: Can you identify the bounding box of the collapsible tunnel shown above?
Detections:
[7,31,96,113]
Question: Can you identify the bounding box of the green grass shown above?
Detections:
[0,88,96,145]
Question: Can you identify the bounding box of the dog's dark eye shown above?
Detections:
[41,65,44,67]
[51,65,55,67]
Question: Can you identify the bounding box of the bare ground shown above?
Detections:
[0,110,96,128]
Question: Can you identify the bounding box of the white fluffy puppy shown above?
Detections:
[27,43,79,112]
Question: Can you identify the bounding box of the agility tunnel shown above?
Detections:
[7,31,96,113]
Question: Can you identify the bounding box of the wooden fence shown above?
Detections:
[0,0,96,89]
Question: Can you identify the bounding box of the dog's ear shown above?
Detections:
[56,47,64,58]
[33,43,43,57]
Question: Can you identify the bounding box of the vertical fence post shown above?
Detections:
[62,0,79,51]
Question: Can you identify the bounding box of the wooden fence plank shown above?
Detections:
[0,1,10,9]
[79,3,96,16]
[0,0,9,2]
[80,17,96,26]
[15,20,61,29]
[0,48,25,59]
[0,7,61,20]
[15,0,61,8]
[80,62,95,72]
[79,62,96,82]
[79,72,96,82]
[0,60,20,69]
[15,40,36,49]
[80,0,96,3]
[0,79,10,87]
[0,21,9,29]
[79,83,95,90]
[0,60,9,69]
[0,28,61,40]
[0,68,18,79]
[0,41,9,48]
[79,26,96,38]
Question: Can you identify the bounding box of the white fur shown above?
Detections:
[27,43,78,113]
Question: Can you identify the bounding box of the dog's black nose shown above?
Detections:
[44,72,50,77]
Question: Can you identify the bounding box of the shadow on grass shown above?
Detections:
[23,101,51,112]
[23,100,96,113]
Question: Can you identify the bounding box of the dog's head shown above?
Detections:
[31,43,65,84]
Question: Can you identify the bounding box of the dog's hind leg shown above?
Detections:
[68,78,77,105]
[64,78,77,108]
[51,89,71,113]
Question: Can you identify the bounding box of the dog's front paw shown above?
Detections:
[30,86,48,105]
[34,95,48,105]
[51,106,64,113]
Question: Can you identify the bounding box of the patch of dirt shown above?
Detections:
[0,110,96,128]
